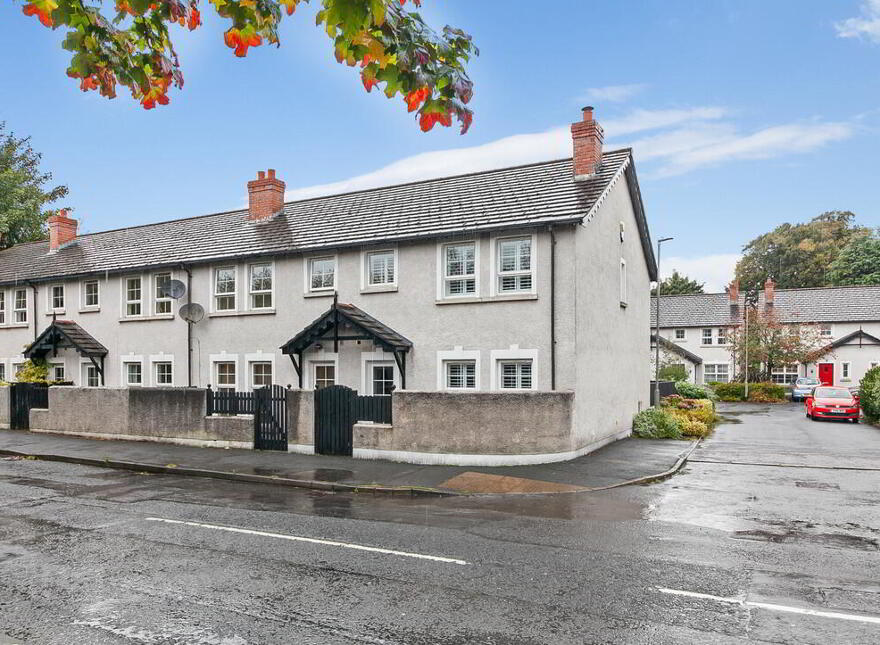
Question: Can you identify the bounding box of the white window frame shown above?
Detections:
[703,363,730,384]
[312,361,337,390]
[489,346,538,391]
[123,276,143,318]
[367,362,396,396]
[13,288,28,324]
[770,364,799,385]
[0,362,5,382]
[248,262,274,310]
[149,353,175,386]
[213,266,238,312]
[210,353,239,392]
[819,324,833,338]
[701,328,713,346]
[48,284,65,313]
[361,248,398,291]
[716,327,727,345]
[121,356,144,387]
[444,361,477,390]
[490,233,536,297]
[436,347,481,390]
[498,359,534,390]
[245,351,276,390]
[360,350,399,394]
[81,360,100,387]
[619,259,627,306]
[305,256,337,294]
[674,329,686,340]
[153,271,173,316]
[81,279,100,310]
[0,290,5,325]
[437,240,479,300]
[50,362,65,382]
[841,362,851,380]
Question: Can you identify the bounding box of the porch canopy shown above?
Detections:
[281,300,412,389]
[24,319,108,385]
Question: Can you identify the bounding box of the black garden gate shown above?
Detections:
[9,383,49,430]
[253,384,288,451]
[314,385,392,456]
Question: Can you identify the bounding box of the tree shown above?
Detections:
[727,306,824,382]
[0,123,69,250]
[828,230,880,286]
[735,211,871,290]
[15,0,478,133]
[652,270,704,296]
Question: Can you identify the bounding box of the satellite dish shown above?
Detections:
[160,279,187,299]
[179,302,205,324]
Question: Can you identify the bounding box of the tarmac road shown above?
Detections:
[0,402,877,644]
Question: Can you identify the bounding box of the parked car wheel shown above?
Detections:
[851,418,859,424]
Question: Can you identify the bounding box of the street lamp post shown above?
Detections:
[654,236,674,406]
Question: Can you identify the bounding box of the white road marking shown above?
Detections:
[145,517,469,565]
[658,587,880,625]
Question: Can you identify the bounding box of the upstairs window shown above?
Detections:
[50,285,65,311]
[125,277,142,316]
[367,250,395,287]
[443,242,476,297]
[0,364,5,382]
[445,361,476,390]
[497,237,533,293]
[819,324,832,338]
[309,257,336,292]
[674,329,686,340]
[499,360,533,390]
[0,291,5,324]
[154,272,172,315]
[702,328,713,345]
[214,267,236,311]
[717,328,727,345]
[249,263,273,309]
[14,289,27,323]
[83,280,99,308]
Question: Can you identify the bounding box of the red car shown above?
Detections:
[805,387,861,423]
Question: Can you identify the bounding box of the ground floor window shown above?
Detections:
[251,361,273,389]
[770,364,799,385]
[83,364,100,387]
[12,364,23,380]
[499,360,533,390]
[124,362,142,386]
[155,362,173,386]
[215,361,236,391]
[368,363,395,395]
[314,363,335,390]
[704,363,730,384]
[842,362,851,380]
[0,364,5,382]
[445,361,476,390]
[50,364,65,382]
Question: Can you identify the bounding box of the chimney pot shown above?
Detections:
[247,168,286,221]
[571,106,604,179]
[47,210,78,251]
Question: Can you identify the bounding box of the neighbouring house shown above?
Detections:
[650,333,703,384]
[0,107,658,464]
[651,280,880,387]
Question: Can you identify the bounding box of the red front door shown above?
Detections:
[818,363,834,386]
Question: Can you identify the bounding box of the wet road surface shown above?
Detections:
[0,403,877,643]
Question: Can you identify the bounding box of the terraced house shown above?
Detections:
[0,108,657,464]
[652,282,880,387]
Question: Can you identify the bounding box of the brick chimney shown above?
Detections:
[571,106,604,179]
[764,277,775,305]
[728,279,739,304]
[47,209,78,251]
[247,169,285,221]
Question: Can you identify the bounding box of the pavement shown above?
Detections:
[0,427,696,495]
[0,401,878,643]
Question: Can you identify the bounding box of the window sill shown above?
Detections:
[45,310,66,316]
[304,291,336,299]
[436,293,538,306]
[361,285,398,294]
[2,323,30,329]
[208,309,276,318]
[78,308,101,314]
[119,314,175,323]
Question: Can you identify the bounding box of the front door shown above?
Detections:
[818,363,834,386]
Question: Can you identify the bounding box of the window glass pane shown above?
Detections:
[155,362,173,385]
[126,278,142,316]
[0,364,5,382]
[371,364,395,395]
[497,238,532,293]
[499,360,533,389]
[0,291,5,324]
[310,258,336,290]
[125,362,142,385]
[84,281,99,307]
[367,251,395,286]
[154,273,172,314]
[216,362,236,390]
[215,268,236,310]
[446,362,476,389]
[52,285,64,309]
[314,364,335,389]
[86,365,99,387]
[250,263,273,308]
[51,365,65,381]
[252,362,272,387]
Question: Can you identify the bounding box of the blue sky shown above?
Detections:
[2,0,879,290]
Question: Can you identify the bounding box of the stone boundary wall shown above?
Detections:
[29,386,252,448]
[0,386,9,429]
[353,390,578,466]
[286,389,315,453]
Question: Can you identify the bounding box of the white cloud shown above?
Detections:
[660,254,741,293]
[836,0,880,43]
[580,84,648,103]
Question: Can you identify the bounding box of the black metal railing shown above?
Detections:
[206,386,255,416]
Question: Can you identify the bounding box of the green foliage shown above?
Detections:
[1,123,68,249]
[15,0,477,133]
[651,270,704,296]
[710,381,786,402]
[674,381,711,399]
[632,408,682,439]
[828,230,880,286]
[858,366,880,424]
[15,359,49,383]
[735,211,871,290]
[661,396,718,432]
[677,418,710,438]
[728,307,824,381]
[658,364,688,382]
[712,382,745,401]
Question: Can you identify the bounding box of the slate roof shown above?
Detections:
[25,320,108,359]
[651,285,880,327]
[282,301,412,355]
[650,334,703,364]
[0,149,655,286]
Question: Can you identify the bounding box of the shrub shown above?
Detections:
[860,365,880,424]
[711,382,745,401]
[633,408,682,439]
[747,382,786,402]
[675,381,710,399]
[658,364,688,382]
[678,418,710,438]
[15,359,49,384]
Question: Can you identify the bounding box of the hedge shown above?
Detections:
[710,382,786,402]
[674,381,712,399]
[860,366,880,424]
